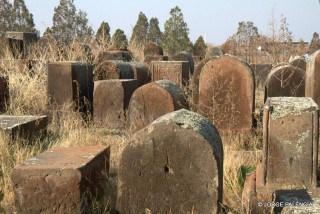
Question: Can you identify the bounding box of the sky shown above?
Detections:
[23,0,320,45]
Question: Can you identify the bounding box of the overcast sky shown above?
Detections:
[24,0,320,45]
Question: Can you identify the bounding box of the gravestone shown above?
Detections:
[242,97,319,213]
[250,63,272,90]
[94,61,150,86]
[127,80,187,133]
[5,32,38,59]
[47,62,93,113]
[93,79,139,129]
[289,57,306,71]
[117,109,223,213]
[0,75,9,112]
[0,115,48,140]
[198,55,255,132]
[306,50,320,106]
[95,50,132,63]
[143,42,163,57]
[264,65,305,102]
[12,145,110,213]
[171,51,195,74]
[151,61,190,87]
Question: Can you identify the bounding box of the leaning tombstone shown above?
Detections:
[151,61,190,87]
[198,55,255,133]
[305,50,320,106]
[47,61,93,114]
[12,145,110,213]
[93,79,139,129]
[242,97,319,213]
[264,64,305,102]
[5,31,38,59]
[127,80,187,133]
[117,109,223,213]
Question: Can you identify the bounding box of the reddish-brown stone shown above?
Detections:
[264,64,305,101]
[151,61,190,87]
[47,62,93,113]
[12,145,110,214]
[94,61,150,86]
[242,172,257,213]
[306,50,320,106]
[127,80,187,133]
[93,79,139,129]
[117,109,223,213]
[0,115,48,140]
[198,55,255,132]
[0,75,9,112]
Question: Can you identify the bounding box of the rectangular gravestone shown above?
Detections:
[93,79,139,129]
[0,75,9,112]
[12,145,110,213]
[48,62,93,114]
[0,115,48,140]
[5,32,38,59]
[151,61,190,87]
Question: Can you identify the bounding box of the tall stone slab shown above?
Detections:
[198,55,255,132]
[0,75,9,112]
[117,109,223,213]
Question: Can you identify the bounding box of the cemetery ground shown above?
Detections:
[0,40,265,213]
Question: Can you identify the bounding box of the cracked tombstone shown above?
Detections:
[117,109,223,214]
[127,80,187,134]
[12,145,110,214]
[93,79,139,129]
[242,97,319,213]
[264,64,305,102]
[306,50,320,106]
[198,55,255,133]
[151,61,190,87]
[47,62,93,114]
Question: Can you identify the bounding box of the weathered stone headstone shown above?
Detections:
[289,56,307,71]
[151,61,190,87]
[117,109,223,213]
[198,55,255,132]
[0,115,48,140]
[250,63,272,90]
[0,75,9,112]
[127,80,187,133]
[93,79,139,129]
[306,50,320,106]
[143,42,163,57]
[192,58,215,110]
[12,145,110,213]
[94,61,150,86]
[264,65,305,101]
[5,31,38,59]
[171,51,195,74]
[48,62,93,113]
[242,97,319,213]
[95,50,132,63]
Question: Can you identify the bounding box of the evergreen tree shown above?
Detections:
[0,0,13,35]
[111,29,128,50]
[96,21,110,45]
[130,12,148,47]
[147,17,162,45]
[193,36,207,57]
[163,6,190,56]
[309,32,320,54]
[13,0,35,32]
[51,0,92,43]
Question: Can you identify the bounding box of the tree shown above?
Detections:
[309,32,320,54]
[0,0,14,35]
[193,36,207,58]
[111,29,128,50]
[130,12,149,48]
[278,14,293,61]
[12,0,35,32]
[163,6,190,56]
[96,21,110,45]
[51,0,92,43]
[147,17,162,45]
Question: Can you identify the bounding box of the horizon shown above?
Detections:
[23,0,320,45]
